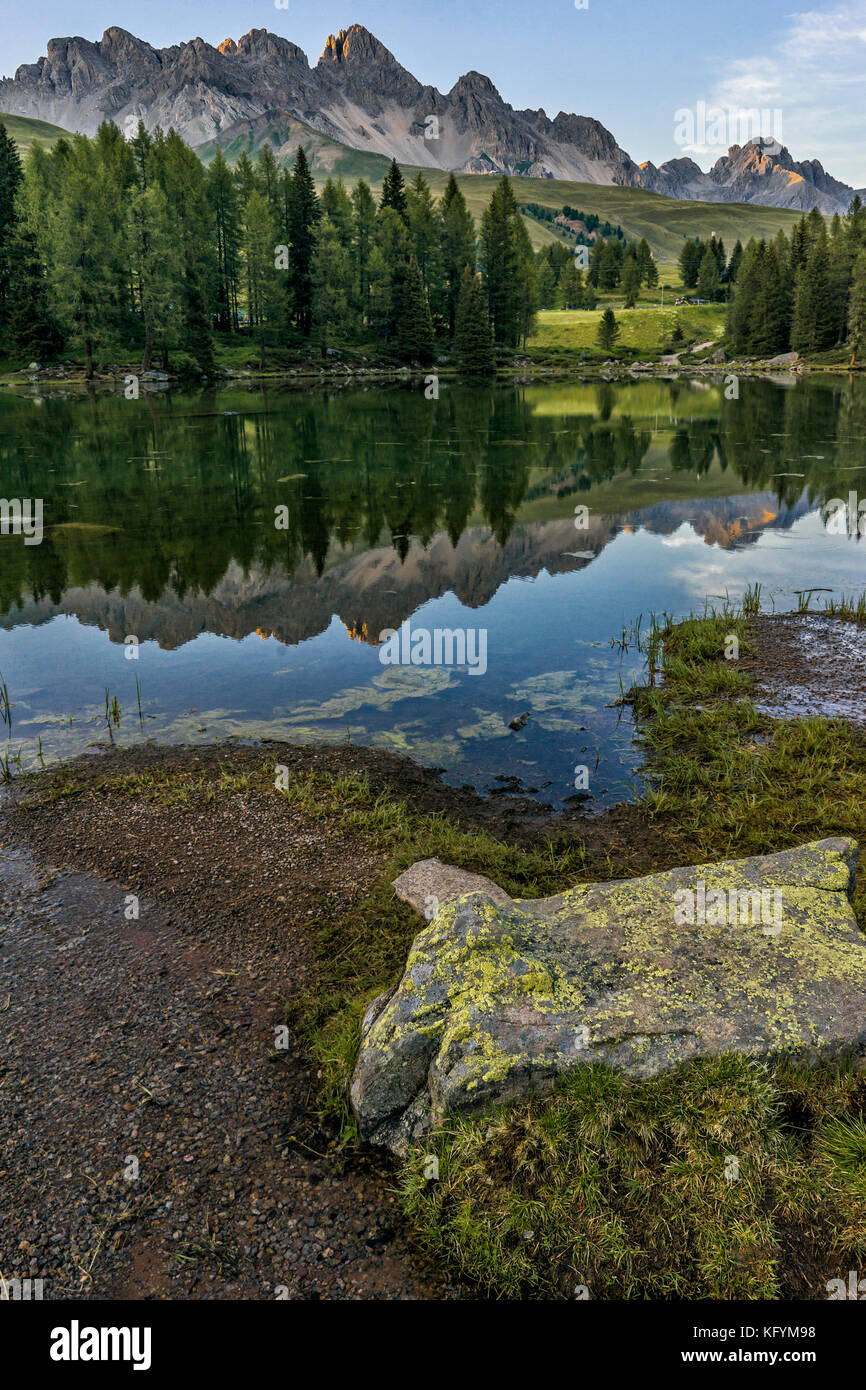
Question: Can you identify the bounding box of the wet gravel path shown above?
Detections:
[0,747,461,1300]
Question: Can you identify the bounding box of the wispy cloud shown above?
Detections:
[705,2,866,185]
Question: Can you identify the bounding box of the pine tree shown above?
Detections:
[559,261,583,308]
[129,182,183,371]
[393,255,434,364]
[406,172,440,294]
[791,239,834,353]
[440,174,476,337]
[536,257,557,308]
[206,150,241,332]
[479,178,534,348]
[313,215,353,357]
[696,245,722,302]
[380,159,408,222]
[3,223,62,360]
[726,240,744,288]
[620,253,641,307]
[636,238,654,284]
[351,179,377,327]
[679,239,703,288]
[320,176,354,248]
[0,122,23,333]
[847,250,866,363]
[285,146,321,336]
[243,189,282,369]
[727,240,764,352]
[454,267,495,375]
[749,243,791,354]
[597,307,621,353]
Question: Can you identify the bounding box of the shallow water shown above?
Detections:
[2,375,866,807]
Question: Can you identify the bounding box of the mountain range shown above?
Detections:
[1,23,862,214]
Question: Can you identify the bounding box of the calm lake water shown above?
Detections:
[2,375,866,807]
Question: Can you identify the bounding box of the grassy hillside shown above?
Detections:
[199,114,392,183]
[406,171,805,271]
[0,112,70,153]
[199,114,804,271]
[529,303,726,357]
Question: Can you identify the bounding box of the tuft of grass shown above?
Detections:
[823,592,866,624]
[400,1054,866,1300]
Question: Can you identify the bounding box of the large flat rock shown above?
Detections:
[351,838,866,1152]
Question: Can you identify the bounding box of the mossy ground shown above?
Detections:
[355,591,866,1298]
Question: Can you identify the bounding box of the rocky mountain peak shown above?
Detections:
[0,23,857,212]
[450,70,498,97]
[318,25,394,66]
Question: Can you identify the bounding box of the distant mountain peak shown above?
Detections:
[318,25,395,66]
[0,23,857,211]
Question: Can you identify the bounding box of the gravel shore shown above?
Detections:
[0,744,468,1300]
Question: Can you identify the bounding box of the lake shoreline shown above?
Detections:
[1,356,860,395]
[2,607,866,1298]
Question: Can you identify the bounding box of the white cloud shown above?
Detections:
[703,2,866,185]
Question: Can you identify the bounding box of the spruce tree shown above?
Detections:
[679,239,703,288]
[696,246,722,302]
[847,250,866,363]
[351,179,377,327]
[559,261,583,308]
[454,267,495,375]
[0,122,23,333]
[791,239,834,353]
[206,150,242,332]
[3,224,62,360]
[597,307,621,353]
[620,254,641,307]
[479,178,533,348]
[440,174,476,337]
[380,159,408,222]
[726,240,744,288]
[285,146,321,336]
[393,255,434,364]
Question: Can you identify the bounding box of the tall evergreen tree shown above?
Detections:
[285,146,320,336]
[351,179,377,327]
[479,178,533,348]
[440,174,476,337]
[393,255,434,364]
[380,159,408,222]
[454,267,495,375]
[597,307,621,353]
[0,122,23,333]
[3,223,62,360]
[792,238,835,354]
[206,150,242,332]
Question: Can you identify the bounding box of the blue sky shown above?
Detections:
[3,0,865,185]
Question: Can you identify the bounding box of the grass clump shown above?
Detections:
[400,1055,866,1300]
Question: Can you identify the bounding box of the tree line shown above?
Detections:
[0,121,546,378]
[725,201,866,358]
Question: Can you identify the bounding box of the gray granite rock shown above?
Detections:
[351,837,866,1152]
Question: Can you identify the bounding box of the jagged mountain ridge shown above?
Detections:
[0,494,807,652]
[0,23,861,213]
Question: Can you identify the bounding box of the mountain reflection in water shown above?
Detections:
[1,377,865,806]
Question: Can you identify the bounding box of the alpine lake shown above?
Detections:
[2,373,865,809]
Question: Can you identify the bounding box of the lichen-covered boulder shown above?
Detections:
[351,839,866,1152]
